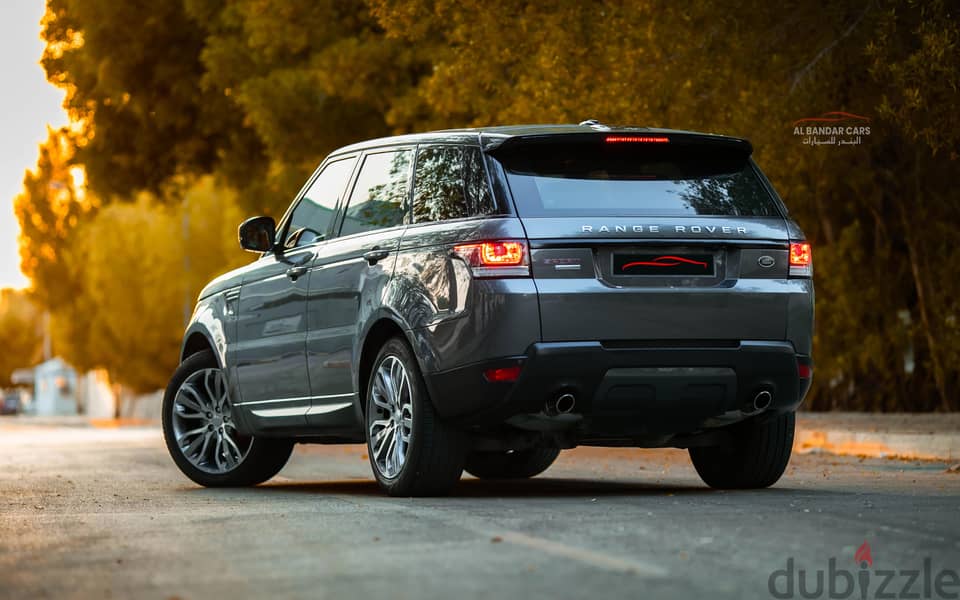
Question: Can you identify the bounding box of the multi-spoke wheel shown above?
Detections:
[162,350,293,487]
[365,337,464,496]
[368,356,414,479]
[171,368,250,473]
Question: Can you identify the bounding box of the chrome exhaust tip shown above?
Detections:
[753,390,773,412]
[546,393,577,416]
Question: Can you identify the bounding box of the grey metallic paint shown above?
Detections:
[177,124,815,444]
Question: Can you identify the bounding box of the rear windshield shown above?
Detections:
[496,142,780,217]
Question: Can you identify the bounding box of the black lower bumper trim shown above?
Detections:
[426,340,810,435]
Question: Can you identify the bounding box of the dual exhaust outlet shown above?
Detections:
[542,389,771,416]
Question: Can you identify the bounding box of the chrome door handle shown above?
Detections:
[362,248,390,265]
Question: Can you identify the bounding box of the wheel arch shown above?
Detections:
[356,318,406,415]
[180,326,224,368]
[355,311,441,417]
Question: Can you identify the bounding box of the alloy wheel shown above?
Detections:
[171,368,251,474]
[368,355,414,479]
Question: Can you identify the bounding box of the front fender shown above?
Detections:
[179,291,234,369]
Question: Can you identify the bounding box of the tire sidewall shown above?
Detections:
[364,338,433,494]
[162,350,287,487]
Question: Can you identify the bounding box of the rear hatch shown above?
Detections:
[487,131,793,343]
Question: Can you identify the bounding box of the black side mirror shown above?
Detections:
[238,216,276,253]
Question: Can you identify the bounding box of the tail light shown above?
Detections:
[453,240,530,278]
[789,242,812,278]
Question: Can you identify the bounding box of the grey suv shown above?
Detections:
[162,124,814,496]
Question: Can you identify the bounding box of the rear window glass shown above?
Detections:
[497,143,779,217]
[412,145,497,223]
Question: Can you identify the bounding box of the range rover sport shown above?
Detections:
[162,123,814,496]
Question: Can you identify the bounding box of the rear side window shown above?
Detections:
[498,142,779,217]
[412,145,497,223]
[341,149,412,237]
[284,156,357,248]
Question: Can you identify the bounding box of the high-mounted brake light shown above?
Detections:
[453,240,530,278]
[605,135,670,143]
[789,242,812,278]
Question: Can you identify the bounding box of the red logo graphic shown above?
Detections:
[621,256,709,270]
[855,541,873,567]
[793,111,871,127]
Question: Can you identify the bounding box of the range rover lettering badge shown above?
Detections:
[580,224,748,234]
[758,255,776,268]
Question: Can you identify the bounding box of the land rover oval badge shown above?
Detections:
[758,255,776,268]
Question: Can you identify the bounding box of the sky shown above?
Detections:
[0,1,68,289]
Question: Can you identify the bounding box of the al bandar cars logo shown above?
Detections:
[793,111,871,147]
[768,541,960,599]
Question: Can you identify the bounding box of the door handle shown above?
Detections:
[285,252,315,281]
[362,248,390,265]
[286,265,309,280]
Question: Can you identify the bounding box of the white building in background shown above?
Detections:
[19,358,118,418]
[31,357,77,416]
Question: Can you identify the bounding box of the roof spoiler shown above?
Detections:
[483,131,753,156]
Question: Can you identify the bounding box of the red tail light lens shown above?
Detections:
[605,135,670,143]
[798,363,812,379]
[453,241,530,278]
[483,365,522,383]
[789,242,812,277]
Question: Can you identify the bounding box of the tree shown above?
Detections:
[13,127,95,312]
[20,0,959,407]
[42,0,243,200]
[0,290,44,387]
[53,178,249,392]
[368,0,958,410]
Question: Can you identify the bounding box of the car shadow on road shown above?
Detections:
[231,477,808,499]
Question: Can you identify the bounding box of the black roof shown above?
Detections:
[332,123,752,156]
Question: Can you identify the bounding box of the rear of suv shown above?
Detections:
[163,123,814,496]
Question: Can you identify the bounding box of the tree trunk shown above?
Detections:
[896,150,951,411]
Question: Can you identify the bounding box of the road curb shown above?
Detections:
[794,427,959,461]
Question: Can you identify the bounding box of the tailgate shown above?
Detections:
[524,216,791,342]
[488,131,796,343]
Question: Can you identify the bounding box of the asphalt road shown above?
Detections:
[1,421,958,600]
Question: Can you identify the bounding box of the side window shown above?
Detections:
[340,150,412,237]
[412,145,497,223]
[284,157,356,249]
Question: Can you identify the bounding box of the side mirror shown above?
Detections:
[238,216,276,253]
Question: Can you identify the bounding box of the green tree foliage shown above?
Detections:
[0,290,44,387]
[16,0,959,408]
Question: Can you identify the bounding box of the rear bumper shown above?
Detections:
[426,340,811,437]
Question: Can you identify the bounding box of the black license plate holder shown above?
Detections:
[613,253,715,276]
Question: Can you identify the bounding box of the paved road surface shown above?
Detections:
[1,422,958,599]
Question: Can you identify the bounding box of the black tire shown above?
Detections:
[365,336,464,496]
[162,350,294,487]
[464,447,561,479]
[689,411,795,489]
